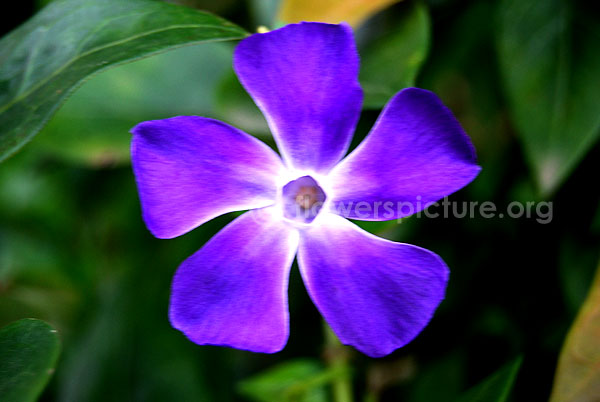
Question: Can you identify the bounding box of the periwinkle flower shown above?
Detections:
[131,22,480,357]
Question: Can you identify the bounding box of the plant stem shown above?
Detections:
[323,321,353,402]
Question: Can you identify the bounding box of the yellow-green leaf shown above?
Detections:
[278,0,401,27]
[550,260,600,401]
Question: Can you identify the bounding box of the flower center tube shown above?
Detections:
[281,175,326,224]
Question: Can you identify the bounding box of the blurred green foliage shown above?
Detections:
[359,2,430,109]
[1,0,599,401]
[38,43,234,167]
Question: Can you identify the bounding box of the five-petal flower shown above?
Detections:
[131,22,480,357]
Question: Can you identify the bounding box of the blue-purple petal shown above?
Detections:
[131,116,284,239]
[169,207,299,353]
[234,22,363,173]
[328,88,481,220]
[298,214,449,357]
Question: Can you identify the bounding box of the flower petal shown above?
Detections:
[328,88,481,220]
[131,116,284,239]
[169,207,299,353]
[297,214,449,357]
[234,22,363,173]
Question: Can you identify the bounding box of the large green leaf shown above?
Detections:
[0,318,61,402]
[551,260,600,402]
[0,0,247,162]
[496,0,600,196]
[456,357,522,402]
[359,1,430,109]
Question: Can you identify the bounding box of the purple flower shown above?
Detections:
[131,22,480,357]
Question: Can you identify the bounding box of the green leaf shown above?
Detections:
[550,260,600,402]
[0,0,247,162]
[456,357,522,402]
[238,359,334,402]
[496,0,600,196]
[359,1,430,109]
[0,318,61,402]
